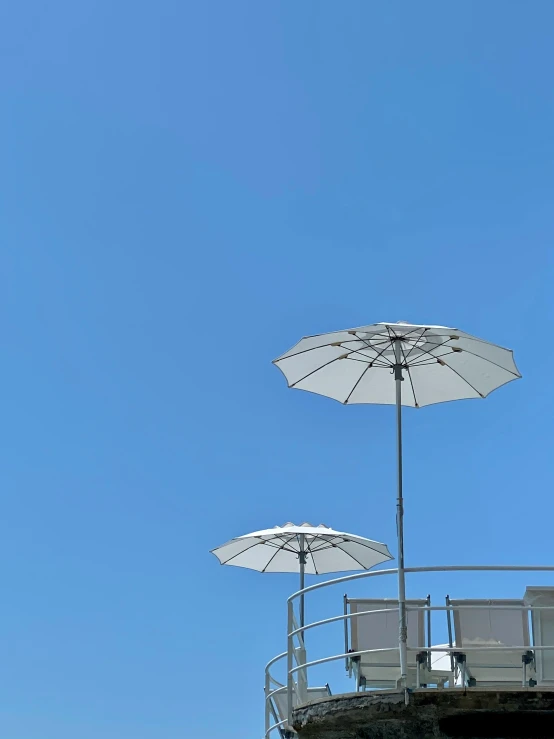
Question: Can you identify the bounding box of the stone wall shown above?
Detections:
[292,688,554,739]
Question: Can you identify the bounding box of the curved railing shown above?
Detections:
[264,653,288,738]
[264,565,554,737]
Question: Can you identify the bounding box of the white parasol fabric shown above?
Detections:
[211,522,392,574]
[273,321,521,407]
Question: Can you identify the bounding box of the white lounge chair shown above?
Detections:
[269,684,331,737]
[446,597,532,686]
[524,586,554,685]
[344,596,431,689]
[426,644,459,686]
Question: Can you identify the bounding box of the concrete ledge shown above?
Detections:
[292,688,554,738]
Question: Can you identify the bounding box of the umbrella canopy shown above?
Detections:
[272,321,521,407]
[211,522,392,574]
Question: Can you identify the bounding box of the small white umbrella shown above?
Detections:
[273,321,521,682]
[211,522,392,626]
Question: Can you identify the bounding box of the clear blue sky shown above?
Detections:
[1,2,553,737]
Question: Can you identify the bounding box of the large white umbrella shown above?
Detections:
[211,522,392,626]
[273,321,521,683]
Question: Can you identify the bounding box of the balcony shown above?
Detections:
[265,566,554,739]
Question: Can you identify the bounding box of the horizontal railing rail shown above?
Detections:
[265,717,287,738]
[291,643,554,677]
[289,603,554,639]
[287,565,554,605]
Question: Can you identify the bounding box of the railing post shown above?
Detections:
[287,599,294,730]
[265,668,271,738]
[344,594,349,672]
[297,642,307,704]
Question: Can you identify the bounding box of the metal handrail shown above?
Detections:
[265,717,287,739]
[266,685,289,700]
[277,564,554,732]
[289,603,554,639]
[266,652,288,670]
[287,565,554,605]
[291,644,554,677]
[265,653,288,739]
[265,650,303,738]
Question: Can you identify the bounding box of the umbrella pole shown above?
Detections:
[394,343,408,686]
[299,533,306,629]
[298,533,308,703]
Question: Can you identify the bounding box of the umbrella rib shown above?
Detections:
[432,333,512,349]
[344,364,371,404]
[341,335,393,365]
[263,540,298,554]
[382,325,410,339]
[356,336,394,366]
[308,546,320,575]
[273,342,345,362]
[268,533,301,552]
[405,338,453,365]
[405,332,458,339]
[308,537,345,552]
[289,356,343,388]
[405,364,419,407]
[303,536,320,575]
[396,339,455,368]
[221,534,299,567]
[402,328,428,361]
[397,340,419,406]
[388,324,424,341]
[350,332,390,344]
[354,542,392,557]
[347,357,390,367]
[309,538,391,562]
[443,362,486,398]
[384,326,395,362]
[386,325,399,346]
[408,349,459,366]
[447,347,521,377]
[261,545,287,573]
[343,348,380,363]
[314,536,393,557]
[392,324,434,339]
[407,358,441,367]
[386,325,402,362]
[334,544,373,571]
[218,540,264,565]
[343,336,390,349]
[341,538,391,554]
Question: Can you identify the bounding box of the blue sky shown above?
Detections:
[1,1,554,737]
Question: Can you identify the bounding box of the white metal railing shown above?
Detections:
[263,565,554,737]
[265,653,288,738]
